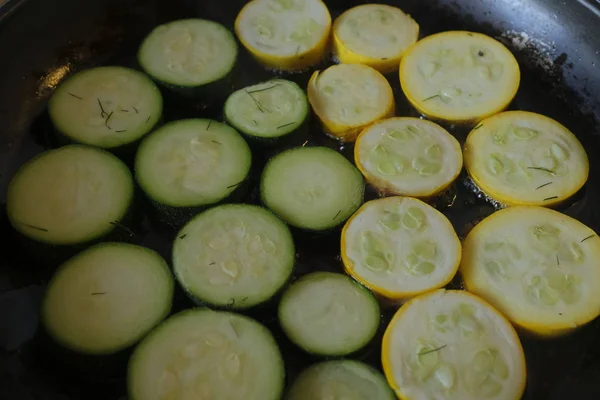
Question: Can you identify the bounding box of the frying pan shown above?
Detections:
[1,0,600,399]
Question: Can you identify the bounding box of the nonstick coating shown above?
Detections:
[1,0,600,399]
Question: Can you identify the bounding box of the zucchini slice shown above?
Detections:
[341,196,461,301]
[355,117,462,197]
[135,119,251,224]
[333,4,419,74]
[42,243,173,355]
[308,64,395,142]
[48,66,162,150]
[286,360,395,400]
[464,111,589,207]
[6,145,134,246]
[138,19,237,93]
[235,0,331,71]
[173,204,295,309]
[260,146,365,231]
[399,31,520,124]
[382,290,527,400]
[224,79,309,142]
[461,206,600,337]
[128,308,284,400]
[278,272,380,356]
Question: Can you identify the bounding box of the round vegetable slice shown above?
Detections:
[461,206,600,337]
[341,196,461,301]
[286,360,395,400]
[400,31,520,124]
[355,117,462,197]
[235,0,331,71]
[278,272,380,356]
[260,146,365,231]
[128,308,284,400]
[48,66,162,150]
[224,79,309,141]
[6,145,134,246]
[308,63,395,142]
[382,290,526,400]
[464,111,589,207]
[173,204,295,309]
[135,119,251,216]
[138,19,237,91]
[42,243,173,355]
[332,4,419,74]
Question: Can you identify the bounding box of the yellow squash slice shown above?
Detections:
[355,117,462,197]
[341,196,461,301]
[461,206,600,337]
[235,0,331,71]
[332,4,419,74]
[382,290,527,400]
[308,63,395,142]
[464,111,589,207]
[399,31,520,124]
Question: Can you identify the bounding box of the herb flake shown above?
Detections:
[535,182,553,190]
[418,344,447,356]
[581,234,596,243]
[179,234,187,239]
[109,221,135,237]
[422,94,440,102]
[276,122,295,130]
[528,166,555,174]
[227,180,244,189]
[68,92,83,100]
[19,222,48,232]
[91,292,106,295]
[543,196,559,201]
[333,210,341,220]
[247,84,280,94]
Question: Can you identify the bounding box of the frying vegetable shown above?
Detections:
[464,110,589,207]
[355,117,462,197]
[260,146,365,231]
[332,4,419,74]
[278,272,380,356]
[342,196,461,302]
[382,290,527,400]
[461,205,600,337]
[128,308,284,400]
[400,31,520,124]
[42,243,173,355]
[134,119,251,227]
[235,0,331,71]
[48,66,162,151]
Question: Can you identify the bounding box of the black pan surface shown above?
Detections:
[1,0,600,399]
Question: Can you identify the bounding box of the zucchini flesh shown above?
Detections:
[41,243,173,355]
[173,204,295,308]
[224,79,308,139]
[48,66,162,149]
[383,290,526,400]
[235,0,331,57]
[261,146,365,230]
[128,308,284,400]
[138,19,237,88]
[278,272,380,356]
[135,119,251,208]
[286,360,395,400]
[6,145,134,245]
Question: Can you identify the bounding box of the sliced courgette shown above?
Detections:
[128,308,284,400]
[260,146,365,231]
[307,64,395,142]
[461,206,600,337]
[341,196,461,301]
[41,243,173,355]
[278,271,380,356]
[235,0,331,71]
[6,145,134,246]
[48,66,162,150]
[332,4,419,74]
[286,360,395,400]
[173,204,295,309]
[355,117,462,197]
[400,31,520,124]
[138,19,237,95]
[224,79,309,143]
[464,111,589,207]
[382,290,527,400]
[134,119,251,226]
